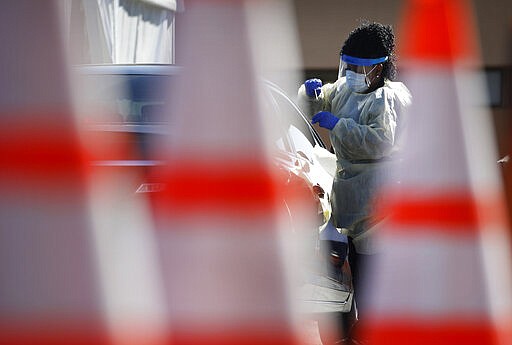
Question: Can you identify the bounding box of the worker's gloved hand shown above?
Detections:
[305,78,323,98]
[312,111,339,130]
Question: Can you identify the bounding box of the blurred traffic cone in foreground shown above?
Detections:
[363,0,512,344]
[149,1,312,344]
[0,2,108,344]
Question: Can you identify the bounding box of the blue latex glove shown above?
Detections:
[312,111,339,130]
[305,78,323,98]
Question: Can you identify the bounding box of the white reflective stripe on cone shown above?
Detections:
[363,0,512,344]
[0,1,108,344]
[87,169,170,345]
[151,1,310,344]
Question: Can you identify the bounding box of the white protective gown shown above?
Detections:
[298,77,412,253]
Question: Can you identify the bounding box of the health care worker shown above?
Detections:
[298,22,411,338]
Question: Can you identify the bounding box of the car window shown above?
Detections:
[75,73,171,123]
[260,87,293,154]
[288,124,315,162]
[269,89,317,148]
[265,87,327,166]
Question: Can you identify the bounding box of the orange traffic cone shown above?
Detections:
[0,2,109,344]
[148,1,312,345]
[362,0,512,344]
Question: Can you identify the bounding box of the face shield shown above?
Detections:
[338,54,389,79]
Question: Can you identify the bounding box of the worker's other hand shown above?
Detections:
[312,111,339,130]
[305,78,323,98]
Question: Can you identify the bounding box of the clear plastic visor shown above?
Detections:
[338,60,347,79]
[338,55,388,79]
[338,60,374,79]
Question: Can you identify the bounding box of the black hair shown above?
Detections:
[340,21,397,80]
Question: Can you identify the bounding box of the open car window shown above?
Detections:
[269,89,316,148]
[265,85,325,161]
[288,124,315,163]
